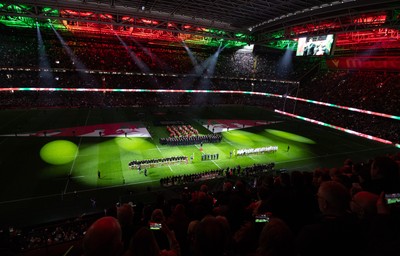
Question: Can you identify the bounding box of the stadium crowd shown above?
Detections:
[0,27,400,256]
[0,29,398,143]
[2,153,399,256]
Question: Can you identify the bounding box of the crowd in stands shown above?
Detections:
[290,70,400,144]
[1,28,398,144]
[298,70,400,115]
[0,29,308,79]
[291,101,400,144]
[4,214,101,254]
[0,68,297,97]
[159,134,222,146]
[1,27,400,256]
[3,153,399,256]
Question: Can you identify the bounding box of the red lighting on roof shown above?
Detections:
[141,19,159,24]
[99,14,113,20]
[353,15,386,24]
[335,28,400,49]
[63,10,94,17]
[122,16,133,21]
[292,21,340,34]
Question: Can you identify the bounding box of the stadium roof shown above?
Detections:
[2,0,400,48]
[7,0,398,32]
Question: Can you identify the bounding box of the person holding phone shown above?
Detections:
[363,191,400,256]
[149,209,171,251]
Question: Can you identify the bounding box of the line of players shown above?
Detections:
[236,146,278,156]
[128,156,188,169]
[201,153,219,161]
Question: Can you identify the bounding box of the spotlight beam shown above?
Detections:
[116,34,150,73]
[51,24,98,87]
[130,36,169,72]
[182,41,200,73]
[36,22,54,87]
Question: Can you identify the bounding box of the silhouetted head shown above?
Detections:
[83,216,123,256]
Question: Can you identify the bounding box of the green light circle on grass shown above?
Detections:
[40,140,78,165]
[223,130,258,147]
[115,137,154,151]
[266,129,315,144]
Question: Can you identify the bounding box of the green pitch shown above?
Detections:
[0,105,398,227]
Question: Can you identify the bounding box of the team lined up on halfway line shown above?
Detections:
[128,156,188,169]
[237,146,279,156]
[127,145,281,171]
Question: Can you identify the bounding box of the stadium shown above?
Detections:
[0,1,399,255]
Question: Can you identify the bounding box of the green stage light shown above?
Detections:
[223,130,269,147]
[265,129,315,144]
[115,137,154,151]
[40,140,78,165]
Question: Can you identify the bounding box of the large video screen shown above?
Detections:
[296,34,335,56]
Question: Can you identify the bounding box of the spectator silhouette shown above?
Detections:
[194,215,229,256]
[166,204,190,256]
[295,181,365,256]
[150,209,170,251]
[117,203,137,253]
[186,220,200,256]
[124,226,179,256]
[256,217,296,256]
[367,156,400,194]
[213,181,233,216]
[188,185,214,221]
[365,191,400,256]
[82,216,123,256]
[350,191,379,221]
[227,179,252,232]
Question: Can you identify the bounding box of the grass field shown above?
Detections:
[0,105,398,228]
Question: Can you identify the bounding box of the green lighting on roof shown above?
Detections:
[265,39,297,50]
[183,37,247,48]
[42,7,59,15]
[235,33,248,39]
[7,5,20,12]
[271,31,285,39]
